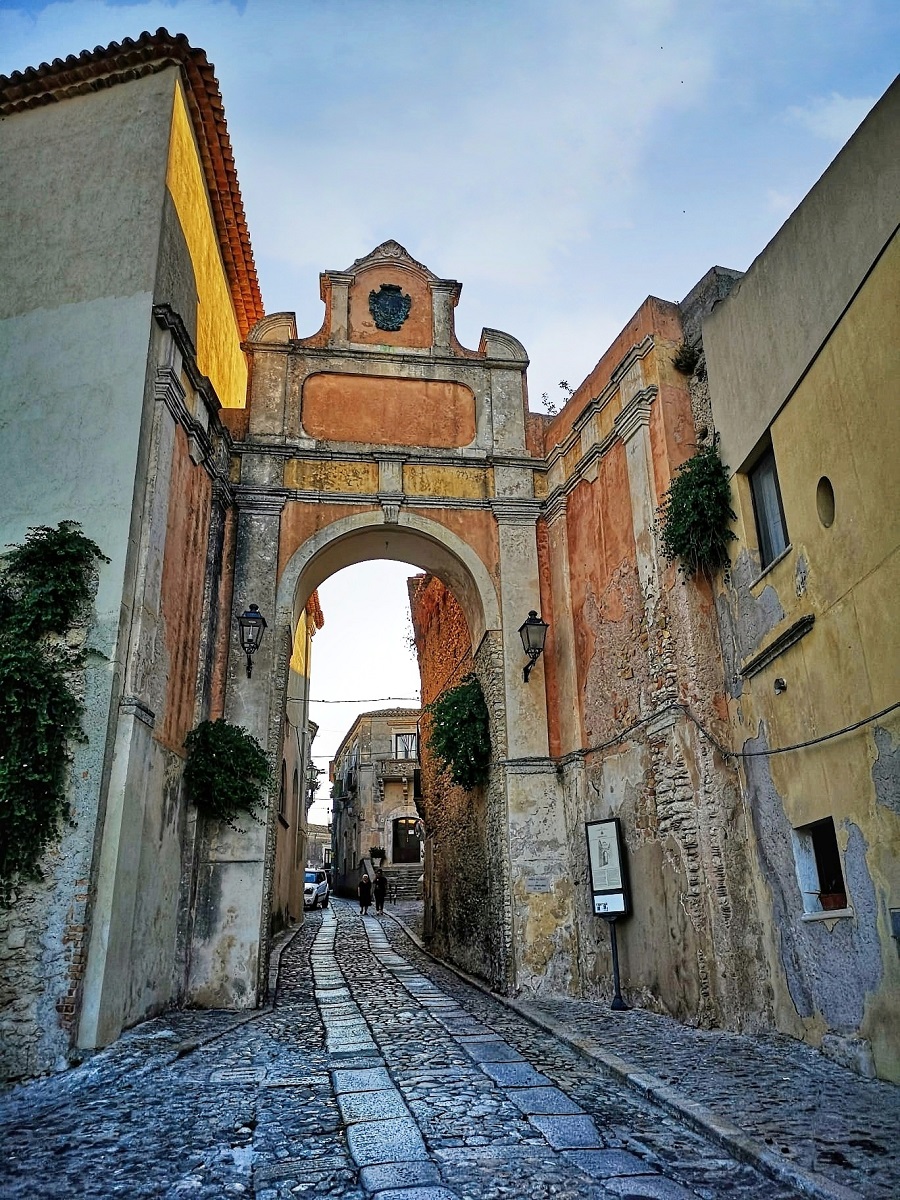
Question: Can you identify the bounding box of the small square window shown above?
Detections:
[792,817,848,913]
[749,441,789,568]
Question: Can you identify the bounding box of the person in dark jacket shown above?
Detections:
[358,873,372,916]
[373,869,388,915]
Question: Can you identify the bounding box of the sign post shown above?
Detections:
[585,818,630,1011]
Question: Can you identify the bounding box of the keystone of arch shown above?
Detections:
[276,510,500,649]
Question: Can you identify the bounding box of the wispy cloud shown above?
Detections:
[787,91,877,142]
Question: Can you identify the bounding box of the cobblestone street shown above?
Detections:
[1,900,897,1199]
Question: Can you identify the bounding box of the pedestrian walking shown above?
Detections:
[358,872,372,916]
[373,868,388,915]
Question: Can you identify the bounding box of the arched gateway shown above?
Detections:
[187,241,560,1008]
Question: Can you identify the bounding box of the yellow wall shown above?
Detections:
[165,82,247,409]
[290,610,311,678]
[724,229,900,1081]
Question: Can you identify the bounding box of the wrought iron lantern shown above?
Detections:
[237,604,267,678]
[518,610,548,683]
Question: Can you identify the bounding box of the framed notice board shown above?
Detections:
[585,818,630,917]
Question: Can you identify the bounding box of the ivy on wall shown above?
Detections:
[183,718,270,827]
[426,674,491,791]
[0,522,108,900]
[657,440,736,578]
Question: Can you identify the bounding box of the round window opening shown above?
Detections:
[816,477,835,528]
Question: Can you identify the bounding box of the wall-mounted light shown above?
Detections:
[518,610,549,683]
[237,604,267,678]
[774,677,787,694]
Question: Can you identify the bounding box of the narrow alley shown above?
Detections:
[1,902,896,1200]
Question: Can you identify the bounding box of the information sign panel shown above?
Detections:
[585,818,630,918]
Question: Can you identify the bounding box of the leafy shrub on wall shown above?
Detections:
[0,522,108,899]
[657,440,736,578]
[426,674,491,791]
[183,718,270,826]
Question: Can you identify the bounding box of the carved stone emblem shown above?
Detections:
[369,283,412,332]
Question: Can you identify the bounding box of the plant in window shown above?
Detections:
[657,439,736,578]
[426,674,491,791]
[0,522,108,899]
[183,718,270,827]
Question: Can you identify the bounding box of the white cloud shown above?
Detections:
[787,91,877,142]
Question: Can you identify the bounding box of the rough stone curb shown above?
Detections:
[382,911,863,1200]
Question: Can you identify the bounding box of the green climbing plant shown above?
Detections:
[426,674,491,791]
[657,439,736,578]
[671,340,700,375]
[0,522,108,899]
[183,718,270,826]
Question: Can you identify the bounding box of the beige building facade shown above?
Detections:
[331,710,423,895]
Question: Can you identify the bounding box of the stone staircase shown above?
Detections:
[384,863,422,902]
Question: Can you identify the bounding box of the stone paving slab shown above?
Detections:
[346,1116,430,1166]
[563,1148,657,1177]
[507,1085,585,1115]
[358,1160,443,1191]
[459,1040,524,1063]
[478,1061,552,1088]
[528,1113,604,1149]
[332,1065,394,1092]
[338,1087,411,1123]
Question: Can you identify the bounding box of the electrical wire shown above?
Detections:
[530,697,900,768]
[308,695,420,704]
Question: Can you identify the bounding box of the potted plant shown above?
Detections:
[369,845,385,863]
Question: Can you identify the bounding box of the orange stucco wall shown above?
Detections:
[301,374,476,448]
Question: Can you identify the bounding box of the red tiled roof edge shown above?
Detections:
[0,28,264,338]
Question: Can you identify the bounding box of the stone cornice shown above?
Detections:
[491,499,542,525]
[614,389,655,444]
[234,487,289,515]
[240,341,526,373]
[542,336,655,476]
[153,305,232,482]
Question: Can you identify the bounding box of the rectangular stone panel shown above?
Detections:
[284,458,379,494]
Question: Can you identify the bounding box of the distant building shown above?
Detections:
[306,824,332,870]
[330,710,422,894]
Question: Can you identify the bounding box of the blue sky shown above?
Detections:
[2,1,896,815]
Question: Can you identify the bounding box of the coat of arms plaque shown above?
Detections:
[369,283,412,332]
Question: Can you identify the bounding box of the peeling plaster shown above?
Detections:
[872,725,900,816]
[743,728,882,1029]
[717,549,785,697]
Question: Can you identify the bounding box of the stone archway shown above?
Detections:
[187,241,565,1010]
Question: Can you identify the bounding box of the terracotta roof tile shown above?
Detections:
[0,28,264,338]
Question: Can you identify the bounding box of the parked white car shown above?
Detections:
[304,869,329,909]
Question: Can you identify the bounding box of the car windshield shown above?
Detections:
[305,871,316,884]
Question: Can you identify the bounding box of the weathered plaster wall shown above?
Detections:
[532,302,767,1022]
[708,222,900,1080]
[0,70,179,1078]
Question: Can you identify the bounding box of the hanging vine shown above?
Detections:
[426,674,491,791]
[0,522,108,899]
